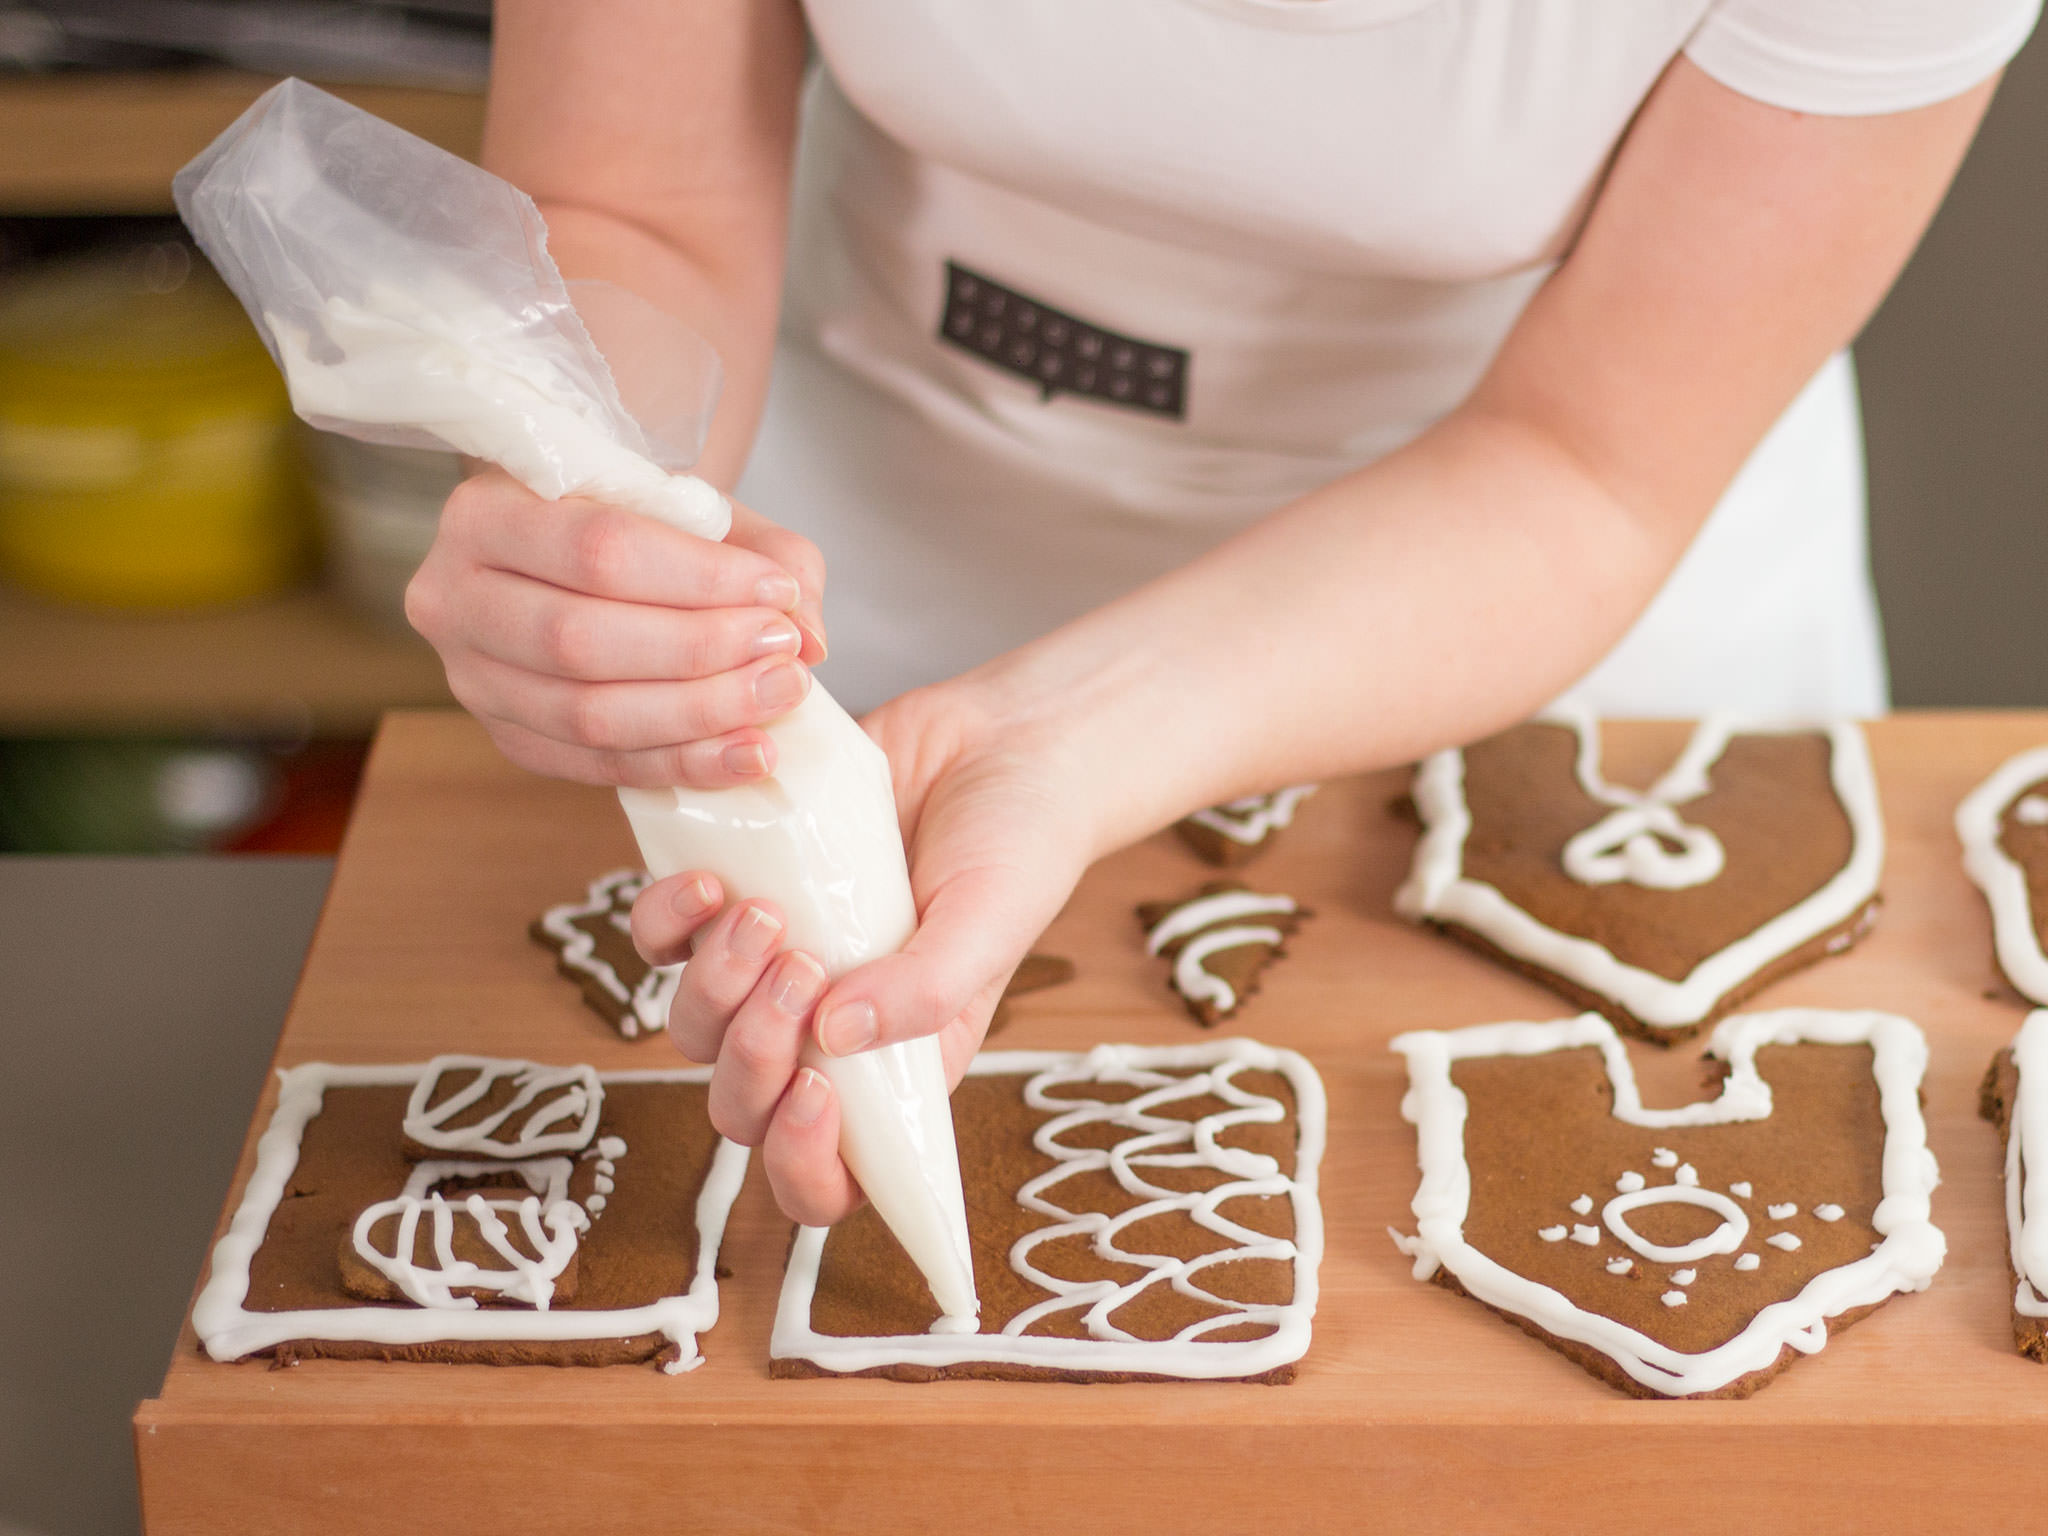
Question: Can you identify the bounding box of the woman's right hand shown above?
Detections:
[404,469,829,788]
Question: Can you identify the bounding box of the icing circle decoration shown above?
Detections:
[1601,1186,1749,1265]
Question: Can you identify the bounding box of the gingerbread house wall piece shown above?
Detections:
[1957,746,2048,1005]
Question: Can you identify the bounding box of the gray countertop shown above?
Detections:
[0,856,331,1536]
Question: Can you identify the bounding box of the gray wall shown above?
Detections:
[1861,32,2048,707]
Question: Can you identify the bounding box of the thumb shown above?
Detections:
[810,865,1045,1059]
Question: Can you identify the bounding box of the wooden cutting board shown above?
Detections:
[135,710,2048,1534]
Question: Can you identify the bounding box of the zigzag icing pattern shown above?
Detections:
[1389,1009,1944,1397]
[772,1040,1326,1379]
[1396,710,1884,1030]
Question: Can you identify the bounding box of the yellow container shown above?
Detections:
[0,244,307,610]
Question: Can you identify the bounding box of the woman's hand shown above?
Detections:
[404,468,829,789]
[630,676,1095,1224]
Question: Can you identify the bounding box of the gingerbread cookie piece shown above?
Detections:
[531,869,681,1039]
[1174,786,1317,867]
[192,1056,747,1371]
[1138,883,1309,1027]
[771,1040,1325,1382]
[985,952,1077,1038]
[1979,1011,2048,1360]
[1396,712,1884,1042]
[1957,747,2048,1004]
[1391,1009,1943,1399]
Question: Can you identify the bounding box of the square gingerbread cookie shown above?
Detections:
[771,1040,1325,1383]
[193,1056,748,1372]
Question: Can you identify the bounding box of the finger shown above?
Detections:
[453,568,803,683]
[729,506,828,662]
[665,899,788,1064]
[629,872,725,967]
[477,716,777,790]
[450,477,804,611]
[811,865,1046,1058]
[763,1067,862,1226]
[449,649,811,753]
[707,951,828,1144]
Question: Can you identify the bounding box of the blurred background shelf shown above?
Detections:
[0,582,450,736]
[0,70,483,213]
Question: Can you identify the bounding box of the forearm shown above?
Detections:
[483,0,806,491]
[976,407,1682,860]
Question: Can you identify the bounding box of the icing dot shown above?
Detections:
[1538,1225,1568,1242]
[1616,1171,1646,1193]
[1661,1290,1688,1308]
[1767,1232,1801,1251]
[593,1174,615,1195]
[595,1158,616,1177]
[1570,1225,1600,1245]
[1734,1253,1760,1271]
[1768,1203,1797,1220]
[2017,794,2048,826]
[596,1135,627,1160]
[1606,1257,1632,1275]
[586,1193,607,1214]
[1651,1149,1678,1168]
[1570,1195,1593,1215]
[1675,1164,1699,1187]
[1729,1181,1753,1198]
[1671,1268,1697,1285]
[1814,1204,1845,1222]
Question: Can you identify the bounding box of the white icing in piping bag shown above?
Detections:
[173,78,978,1329]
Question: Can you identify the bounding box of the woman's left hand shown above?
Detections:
[629,673,1097,1225]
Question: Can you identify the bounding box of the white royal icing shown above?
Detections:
[1185,785,1318,846]
[1730,1181,1753,1198]
[1555,718,1731,891]
[404,1057,602,1159]
[1146,891,1299,954]
[1603,1186,1748,1265]
[1606,1258,1633,1275]
[1651,1148,1678,1167]
[1397,713,1884,1031]
[1389,1009,1945,1396]
[1661,1291,1688,1308]
[1768,1203,1798,1220]
[1734,1253,1761,1272]
[536,869,683,1038]
[192,1062,749,1373]
[1814,1204,1844,1222]
[2002,1012,2048,1318]
[1570,1195,1593,1215]
[2020,796,2048,826]
[1570,1225,1600,1246]
[1172,926,1286,1015]
[1671,1269,1697,1285]
[1957,749,2048,1005]
[771,1039,1326,1380]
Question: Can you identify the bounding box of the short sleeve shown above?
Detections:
[1684,0,2041,116]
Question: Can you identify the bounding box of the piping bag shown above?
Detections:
[175,79,979,1329]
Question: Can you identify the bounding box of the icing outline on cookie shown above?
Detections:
[1957,747,2048,1005]
[1185,786,1317,847]
[535,869,682,1038]
[771,1039,1326,1380]
[192,1062,749,1373]
[1395,712,1885,1031]
[1389,1009,1944,1397]
[2003,1012,2048,1319]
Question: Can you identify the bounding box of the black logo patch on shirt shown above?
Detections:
[939,261,1187,420]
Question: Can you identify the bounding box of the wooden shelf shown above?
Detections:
[0,71,483,215]
[0,582,451,735]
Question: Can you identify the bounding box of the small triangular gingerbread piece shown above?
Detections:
[530,869,682,1040]
[1173,785,1317,867]
[1137,881,1308,1027]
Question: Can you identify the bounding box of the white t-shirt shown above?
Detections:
[736,0,2039,717]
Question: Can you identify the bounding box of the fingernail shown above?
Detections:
[755,573,800,610]
[818,999,878,1057]
[748,621,801,660]
[754,661,809,714]
[795,612,829,663]
[670,876,715,919]
[730,904,784,961]
[771,953,826,1015]
[722,740,769,777]
[785,1067,830,1127]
